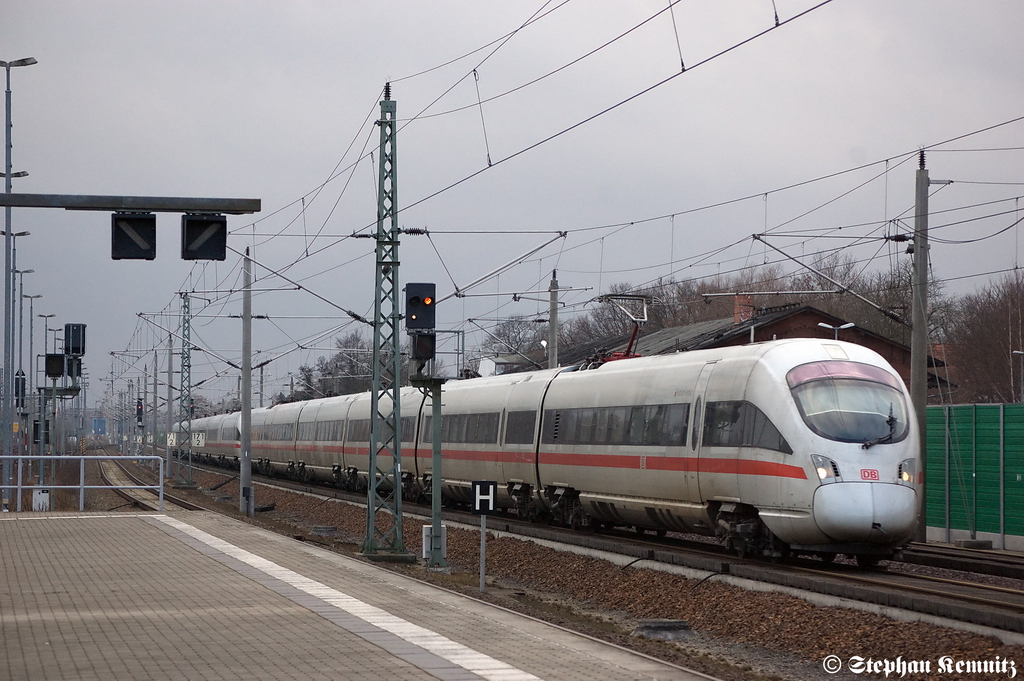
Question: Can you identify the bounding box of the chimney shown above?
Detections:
[734,294,754,324]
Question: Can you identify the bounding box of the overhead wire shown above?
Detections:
[114,10,1024,398]
[400,0,687,122]
[391,0,573,84]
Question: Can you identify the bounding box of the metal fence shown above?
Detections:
[0,455,165,512]
[926,404,1024,549]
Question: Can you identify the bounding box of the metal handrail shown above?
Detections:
[0,455,165,512]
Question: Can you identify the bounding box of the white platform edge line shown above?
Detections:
[153,515,542,681]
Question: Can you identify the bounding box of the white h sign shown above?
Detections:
[472,480,498,515]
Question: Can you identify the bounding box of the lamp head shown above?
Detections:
[1,58,37,68]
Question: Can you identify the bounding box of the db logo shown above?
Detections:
[860,469,880,480]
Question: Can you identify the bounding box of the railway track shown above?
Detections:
[156,458,1024,638]
[97,456,205,512]
[902,542,1024,580]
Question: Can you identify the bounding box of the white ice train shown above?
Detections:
[185,338,920,564]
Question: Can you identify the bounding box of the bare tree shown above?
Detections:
[943,274,1024,403]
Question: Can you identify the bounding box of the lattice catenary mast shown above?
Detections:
[362,83,412,560]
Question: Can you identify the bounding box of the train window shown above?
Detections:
[541,403,689,447]
[618,405,634,444]
[466,413,482,442]
[269,423,295,441]
[607,407,628,444]
[505,411,536,445]
[401,416,416,443]
[643,405,665,444]
[478,413,500,443]
[220,425,238,441]
[541,410,559,442]
[703,401,792,454]
[663,403,689,446]
[348,419,371,443]
[443,414,462,442]
[561,409,579,443]
[315,419,338,442]
[577,409,596,444]
[788,362,909,444]
[297,422,316,441]
[436,412,500,444]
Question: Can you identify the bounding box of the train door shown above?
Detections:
[689,362,716,502]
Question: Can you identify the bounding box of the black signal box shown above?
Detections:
[64,323,86,356]
[405,282,436,330]
[181,214,227,260]
[111,213,157,260]
[45,354,64,379]
[410,332,436,361]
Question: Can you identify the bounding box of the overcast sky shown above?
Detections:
[4,0,1024,410]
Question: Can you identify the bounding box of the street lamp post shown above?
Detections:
[14,268,32,373]
[818,321,856,341]
[2,56,36,510]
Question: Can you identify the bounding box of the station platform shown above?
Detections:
[0,511,712,681]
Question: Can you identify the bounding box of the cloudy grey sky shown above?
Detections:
[4,0,1024,409]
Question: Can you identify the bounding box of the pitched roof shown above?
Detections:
[557,304,940,366]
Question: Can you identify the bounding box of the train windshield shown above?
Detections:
[786,361,910,445]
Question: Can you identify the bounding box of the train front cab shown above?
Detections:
[787,355,919,554]
[683,341,919,563]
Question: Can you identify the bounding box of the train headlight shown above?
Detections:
[811,454,841,484]
[898,458,916,486]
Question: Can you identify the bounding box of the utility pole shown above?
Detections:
[177,293,193,486]
[152,349,158,458]
[165,333,173,478]
[240,248,253,516]
[548,271,558,369]
[141,366,147,456]
[911,150,929,544]
[363,83,412,561]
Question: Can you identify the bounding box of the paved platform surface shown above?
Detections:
[0,511,714,680]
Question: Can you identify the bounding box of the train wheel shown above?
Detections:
[819,553,837,565]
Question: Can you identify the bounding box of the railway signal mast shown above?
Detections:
[407,282,446,568]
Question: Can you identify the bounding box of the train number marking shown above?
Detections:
[860,469,880,481]
[640,455,647,470]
